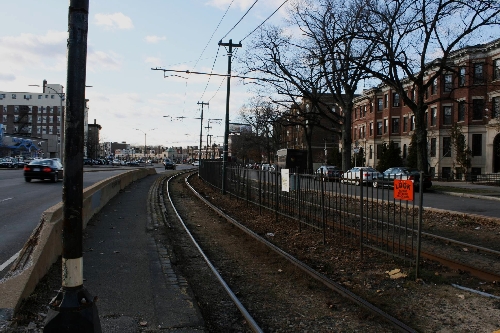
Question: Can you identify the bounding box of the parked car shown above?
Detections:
[24,158,63,182]
[192,160,200,167]
[314,165,343,182]
[373,167,432,191]
[261,163,271,171]
[341,167,383,186]
[127,160,139,166]
[163,158,176,170]
[83,158,94,166]
[112,159,121,166]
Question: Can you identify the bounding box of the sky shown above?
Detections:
[0,0,292,149]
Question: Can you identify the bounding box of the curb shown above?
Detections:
[0,168,157,327]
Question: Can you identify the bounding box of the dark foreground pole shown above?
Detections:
[44,1,101,332]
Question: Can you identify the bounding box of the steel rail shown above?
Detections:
[164,173,264,333]
[184,173,417,333]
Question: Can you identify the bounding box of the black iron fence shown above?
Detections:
[199,161,426,276]
[435,172,500,185]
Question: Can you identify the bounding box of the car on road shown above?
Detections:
[0,158,14,168]
[163,158,176,170]
[372,167,432,191]
[192,160,200,167]
[23,158,63,182]
[314,165,343,182]
[341,166,382,186]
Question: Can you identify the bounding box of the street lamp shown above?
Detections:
[29,84,65,160]
[135,128,156,159]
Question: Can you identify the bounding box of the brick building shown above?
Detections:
[352,38,500,177]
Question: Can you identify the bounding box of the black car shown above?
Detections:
[373,167,432,191]
[24,159,63,182]
[163,159,176,170]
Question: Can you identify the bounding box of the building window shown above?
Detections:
[391,117,399,133]
[442,167,452,179]
[443,106,452,125]
[363,106,367,117]
[377,98,383,111]
[458,101,466,121]
[472,99,484,120]
[472,134,482,156]
[410,115,415,131]
[38,95,42,99]
[376,144,383,159]
[430,107,437,126]
[12,94,16,99]
[377,121,382,135]
[403,116,407,132]
[384,94,388,108]
[492,97,500,119]
[443,74,453,92]
[393,93,400,107]
[369,122,373,136]
[430,138,436,157]
[384,119,388,133]
[494,59,500,81]
[443,137,451,157]
[459,67,466,86]
[431,79,438,95]
[473,63,484,84]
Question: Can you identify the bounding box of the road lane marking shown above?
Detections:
[0,197,13,203]
[0,250,20,272]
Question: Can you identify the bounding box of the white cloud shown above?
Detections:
[0,73,16,82]
[0,31,66,72]
[145,57,162,66]
[145,35,166,43]
[94,13,134,30]
[87,50,122,71]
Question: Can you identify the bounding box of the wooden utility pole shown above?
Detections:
[218,39,241,194]
[197,101,209,165]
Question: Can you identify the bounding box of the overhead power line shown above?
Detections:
[220,0,259,41]
[194,0,236,70]
[241,0,289,42]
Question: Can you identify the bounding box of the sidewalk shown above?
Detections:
[29,173,205,332]
[432,180,500,201]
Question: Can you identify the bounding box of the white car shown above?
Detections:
[192,160,200,166]
[341,167,382,186]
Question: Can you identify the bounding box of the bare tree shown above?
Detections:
[240,25,344,172]
[353,0,500,172]
[288,0,376,171]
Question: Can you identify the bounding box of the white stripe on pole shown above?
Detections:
[62,257,83,287]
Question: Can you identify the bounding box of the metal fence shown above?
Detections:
[199,161,425,276]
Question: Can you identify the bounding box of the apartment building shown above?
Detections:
[352,38,500,177]
[0,80,90,158]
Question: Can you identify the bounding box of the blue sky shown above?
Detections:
[0,0,290,148]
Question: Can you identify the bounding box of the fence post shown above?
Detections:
[321,170,326,245]
[415,171,424,279]
[275,168,279,223]
[360,172,364,260]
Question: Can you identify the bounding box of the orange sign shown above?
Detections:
[393,180,414,201]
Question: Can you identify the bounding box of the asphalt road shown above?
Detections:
[0,165,169,280]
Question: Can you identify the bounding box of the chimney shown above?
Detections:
[43,80,47,93]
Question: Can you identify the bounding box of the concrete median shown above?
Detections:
[0,168,157,323]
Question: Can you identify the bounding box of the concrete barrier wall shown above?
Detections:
[0,168,156,321]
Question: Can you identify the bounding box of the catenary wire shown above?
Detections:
[220,0,259,41]
[193,0,236,70]
[240,0,289,42]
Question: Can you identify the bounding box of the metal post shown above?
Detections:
[44,1,101,331]
[415,171,424,279]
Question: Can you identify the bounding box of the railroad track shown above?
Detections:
[155,171,417,332]
[227,179,500,283]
